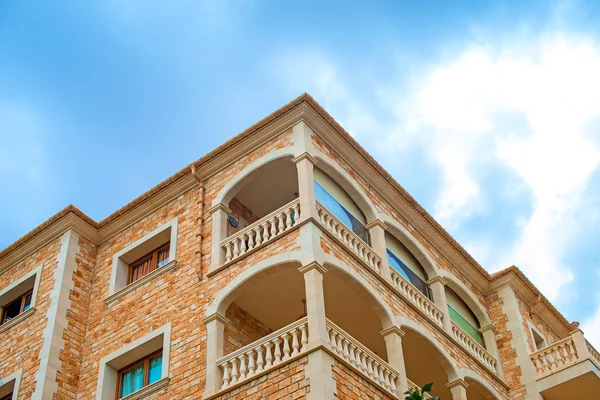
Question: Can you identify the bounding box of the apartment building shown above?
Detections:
[0,94,598,400]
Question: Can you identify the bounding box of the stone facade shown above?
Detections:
[0,95,593,400]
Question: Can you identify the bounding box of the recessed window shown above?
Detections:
[128,244,170,284]
[531,328,547,351]
[118,350,163,398]
[0,393,12,400]
[1,290,32,325]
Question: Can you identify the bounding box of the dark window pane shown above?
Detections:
[23,292,32,312]
[2,297,23,323]
[314,181,369,244]
[387,250,432,300]
[157,246,170,268]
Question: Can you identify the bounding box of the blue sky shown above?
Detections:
[1,0,600,342]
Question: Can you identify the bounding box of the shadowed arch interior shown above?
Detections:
[220,262,306,355]
[402,327,457,400]
[465,377,500,400]
[323,266,392,361]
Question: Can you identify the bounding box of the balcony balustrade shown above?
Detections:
[450,321,498,373]
[221,199,300,264]
[407,379,433,399]
[530,335,579,378]
[316,202,382,274]
[390,269,444,329]
[217,317,309,389]
[326,319,399,395]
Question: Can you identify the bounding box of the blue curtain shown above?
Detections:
[314,181,369,244]
[148,354,162,385]
[120,363,144,398]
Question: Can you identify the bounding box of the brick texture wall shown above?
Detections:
[332,359,394,400]
[212,356,309,400]
[224,302,272,355]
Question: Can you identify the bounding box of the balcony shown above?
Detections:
[530,330,600,400]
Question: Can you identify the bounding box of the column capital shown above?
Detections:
[379,326,405,338]
[479,324,495,334]
[292,152,318,165]
[299,261,328,275]
[207,203,232,215]
[446,379,469,390]
[426,276,447,286]
[365,219,387,230]
[202,312,229,325]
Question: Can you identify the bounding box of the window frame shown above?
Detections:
[1,289,33,325]
[127,243,170,285]
[116,349,163,399]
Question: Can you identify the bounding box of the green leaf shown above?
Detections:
[430,397,440,400]
[421,382,434,393]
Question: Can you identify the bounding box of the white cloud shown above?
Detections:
[582,291,600,348]
[387,33,600,301]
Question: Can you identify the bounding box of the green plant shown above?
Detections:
[404,382,439,400]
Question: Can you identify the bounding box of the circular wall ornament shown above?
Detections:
[229,216,238,228]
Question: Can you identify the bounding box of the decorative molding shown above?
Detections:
[379,326,405,338]
[104,260,178,305]
[207,203,232,215]
[291,152,318,165]
[0,307,35,334]
[479,324,495,334]
[446,379,469,390]
[202,312,229,326]
[299,261,328,275]
[426,276,447,286]
[365,219,387,230]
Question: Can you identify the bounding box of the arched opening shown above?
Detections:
[221,262,306,355]
[465,377,499,400]
[402,327,457,399]
[323,266,391,361]
[385,232,432,300]
[445,286,484,346]
[314,167,370,244]
[225,156,298,238]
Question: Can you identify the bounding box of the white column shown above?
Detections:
[293,152,318,222]
[480,324,504,378]
[365,220,389,280]
[446,379,468,400]
[571,329,590,361]
[203,312,228,397]
[427,276,452,332]
[380,326,408,396]
[299,261,329,346]
[208,203,232,272]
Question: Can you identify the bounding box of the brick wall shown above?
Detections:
[332,358,394,400]
[224,302,272,355]
[227,198,260,237]
[0,238,61,399]
[212,356,309,400]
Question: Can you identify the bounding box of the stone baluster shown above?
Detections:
[291,328,300,356]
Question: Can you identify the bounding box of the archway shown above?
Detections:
[465,377,501,400]
[402,326,459,399]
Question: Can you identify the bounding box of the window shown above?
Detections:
[0,369,21,400]
[128,243,170,284]
[96,324,171,400]
[314,181,369,244]
[531,327,547,351]
[0,394,12,400]
[117,350,163,398]
[108,218,178,299]
[387,250,432,300]
[0,268,41,332]
[1,290,32,325]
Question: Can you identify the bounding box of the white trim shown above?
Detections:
[109,218,178,295]
[33,229,80,400]
[459,368,503,400]
[0,369,22,400]
[96,323,172,400]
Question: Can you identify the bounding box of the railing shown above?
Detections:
[407,379,432,399]
[326,319,399,394]
[316,202,382,274]
[390,269,444,328]
[451,322,498,372]
[448,305,484,346]
[217,317,309,389]
[221,199,300,264]
[530,336,579,378]
[586,340,600,370]
[387,250,432,300]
